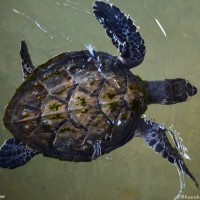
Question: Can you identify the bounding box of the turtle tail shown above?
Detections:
[143,79,197,105]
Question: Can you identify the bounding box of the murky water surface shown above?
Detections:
[0,0,200,199]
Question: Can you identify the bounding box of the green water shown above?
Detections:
[0,0,200,199]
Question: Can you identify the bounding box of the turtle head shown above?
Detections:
[143,78,197,105]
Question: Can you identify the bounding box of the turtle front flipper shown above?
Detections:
[0,138,38,169]
[135,118,200,189]
[93,1,145,68]
[20,40,35,81]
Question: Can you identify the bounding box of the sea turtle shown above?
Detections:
[0,1,199,188]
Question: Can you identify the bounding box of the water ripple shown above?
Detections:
[12,8,54,39]
[155,18,167,37]
[56,1,92,15]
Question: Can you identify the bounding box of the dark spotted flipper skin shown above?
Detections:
[144,79,197,105]
[93,1,145,68]
[20,40,35,81]
[0,138,38,169]
[135,118,200,189]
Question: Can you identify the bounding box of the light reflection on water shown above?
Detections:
[0,0,200,199]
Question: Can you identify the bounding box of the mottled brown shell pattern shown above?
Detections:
[4,51,146,161]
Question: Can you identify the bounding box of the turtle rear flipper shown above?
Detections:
[0,138,38,169]
[20,40,35,81]
[93,1,145,68]
[135,119,200,189]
